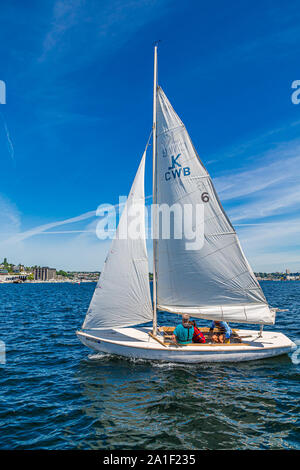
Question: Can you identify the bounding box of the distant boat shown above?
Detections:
[77,46,296,363]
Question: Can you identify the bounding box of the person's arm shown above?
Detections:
[172,326,179,343]
[208,321,214,338]
[198,330,206,343]
[222,322,231,339]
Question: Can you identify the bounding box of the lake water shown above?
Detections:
[0,281,299,450]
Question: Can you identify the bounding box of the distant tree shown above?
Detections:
[57,270,70,278]
[7,264,14,273]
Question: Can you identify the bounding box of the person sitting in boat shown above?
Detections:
[209,320,232,343]
[172,314,194,345]
[190,320,206,343]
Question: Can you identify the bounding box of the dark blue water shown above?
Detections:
[0,281,299,450]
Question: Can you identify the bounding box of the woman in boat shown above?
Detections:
[190,320,206,343]
[172,314,194,345]
[209,321,232,343]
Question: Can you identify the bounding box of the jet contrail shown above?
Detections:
[1,112,15,164]
[2,196,153,244]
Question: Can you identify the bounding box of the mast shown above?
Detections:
[152,43,158,335]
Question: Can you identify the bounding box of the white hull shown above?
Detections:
[77,327,296,363]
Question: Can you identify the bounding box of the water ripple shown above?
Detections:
[0,281,299,449]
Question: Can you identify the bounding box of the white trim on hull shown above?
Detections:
[77,327,296,363]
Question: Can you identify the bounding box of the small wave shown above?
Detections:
[152,361,193,369]
[87,353,109,361]
[86,353,216,369]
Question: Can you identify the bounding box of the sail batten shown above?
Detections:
[82,150,153,330]
[155,86,275,325]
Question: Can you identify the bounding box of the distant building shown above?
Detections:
[286,269,291,275]
[0,269,8,274]
[34,267,57,281]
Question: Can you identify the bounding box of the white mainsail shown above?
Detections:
[82,150,153,330]
[155,86,275,325]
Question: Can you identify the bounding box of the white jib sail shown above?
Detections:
[155,87,275,325]
[82,150,153,330]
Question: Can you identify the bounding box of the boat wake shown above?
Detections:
[291,340,300,365]
[87,352,110,361]
[87,352,196,368]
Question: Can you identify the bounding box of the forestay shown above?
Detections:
[155,87,275,325]
[82,150,153,330]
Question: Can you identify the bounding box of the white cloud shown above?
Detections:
[228,187,300,222]
[0,195,21,241]
[3,209,96,245]
[215,143,300,202]
[39,0,84,61]
[236,218,300,271]
[211,138,300,223]
[0,194,152,269]
[38,0,169,69]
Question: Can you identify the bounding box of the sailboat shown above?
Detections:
[77,46,296,363]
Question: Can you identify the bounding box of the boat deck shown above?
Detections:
[79,326,294,352]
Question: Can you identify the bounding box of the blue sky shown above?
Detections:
[0,0,300,271]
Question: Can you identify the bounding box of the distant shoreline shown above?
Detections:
[0,279,299,285]
[0,279,97,284]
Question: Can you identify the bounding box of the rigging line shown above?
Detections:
[144,129,153,153]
